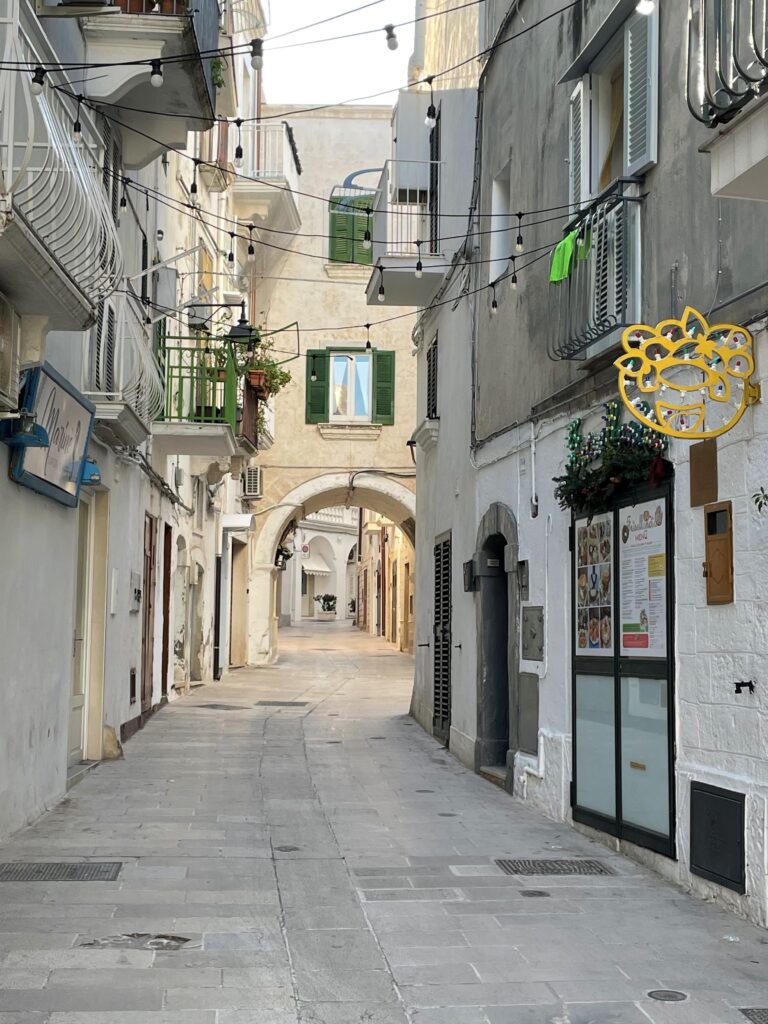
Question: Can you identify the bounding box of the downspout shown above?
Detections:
[409,0,429,84]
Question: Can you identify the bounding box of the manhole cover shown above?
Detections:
[648,991,687,1003]
[275,845,300,853]
[495,859,613,876]
[521,890,550,898]
[195,704,244,711]
[0,862,122,882]
[80,933,190,950]
[256,701,309,707]
[741,1011,768,1024]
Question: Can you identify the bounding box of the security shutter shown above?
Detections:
[569,80,588,209]
[624,8,659,176]
[426,336,438,420]
[433,535,452,742]
[372,349,395,425]
[305,349,329,423]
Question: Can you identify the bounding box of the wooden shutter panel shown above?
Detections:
[624,9,659,176]
[305,350,329,424]
[329,199,353,263]
[569,80,588,208]
[704,501,734,605]
[351,194,373,266]
[372,349,395,425]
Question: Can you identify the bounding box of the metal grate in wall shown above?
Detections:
[0,862,122,882]
[741,1012,768,1024]
[495,858,613,876]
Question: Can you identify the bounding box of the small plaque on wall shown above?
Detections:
[690,438,718,507]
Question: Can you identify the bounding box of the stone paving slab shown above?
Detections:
[0,623,765,1024]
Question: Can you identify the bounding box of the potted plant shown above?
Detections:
[314,594,337,621]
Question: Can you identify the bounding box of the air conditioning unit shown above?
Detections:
[243,465,262,498]
[0,294,21,412]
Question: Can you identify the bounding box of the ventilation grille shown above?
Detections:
[0,862,122,882]
[495,858,613,876]
[243,465,262,498]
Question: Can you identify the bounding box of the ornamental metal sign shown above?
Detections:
[615,307,760,440]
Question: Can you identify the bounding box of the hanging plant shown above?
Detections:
[553,400,669,518]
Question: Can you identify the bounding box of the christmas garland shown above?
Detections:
[553,401,669,518]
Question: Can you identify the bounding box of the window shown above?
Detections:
[305,349,395,425]
[426,336,438,420]
[568,9,659,206]
[328,194,374,265]
[489,165,511,282]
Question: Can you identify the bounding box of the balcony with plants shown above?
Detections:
[687,0,768,200]
[0,9,122,329]
[76,0,221,167]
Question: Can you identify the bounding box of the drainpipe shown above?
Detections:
[408,0,428,83]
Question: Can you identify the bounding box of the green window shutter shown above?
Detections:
[329,199,353,263]
[351,194,373,266]
[306,350,329,424]
[329,195,374,265]
[372,350,395,425]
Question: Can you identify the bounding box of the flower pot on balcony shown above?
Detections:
[247,369,266,388]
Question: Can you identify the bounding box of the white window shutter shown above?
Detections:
[624,8,659,177]
[569,79,589,209]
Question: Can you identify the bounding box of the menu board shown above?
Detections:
[618,499,668,659]
[575,512,614,657]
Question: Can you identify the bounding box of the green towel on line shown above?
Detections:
[549,228,591,284]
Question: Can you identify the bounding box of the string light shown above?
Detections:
[30,67,46,95]
[72,95,82,142]
[365,323,372,351]
[150,60,164,88]
[490,284,498,315]
[377,267,386,303]
[362,209,372,250]
[250,38,264,70]
[384,24,398,50]
[424,76,437,129]
[636,0,654,12]
[515,212,524,253]
[247,224,256,263]
[227,232,235,264]
[190,159,199,206]
[310,356,317,383]
[234,119,244,168]
[509,255,518,290]
[119,177,128,209]
[415,241,423,279]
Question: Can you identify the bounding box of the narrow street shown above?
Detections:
[0,624,764,1024]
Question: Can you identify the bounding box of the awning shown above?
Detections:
[302,552,332,575]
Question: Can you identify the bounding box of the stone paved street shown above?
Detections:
[0,622,766,1024]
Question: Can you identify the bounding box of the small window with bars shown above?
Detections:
[426,336,438,420]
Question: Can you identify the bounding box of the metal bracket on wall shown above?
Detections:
[734,680,755,695]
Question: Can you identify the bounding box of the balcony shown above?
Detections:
[83,291,165,446]
[79,0,220,168]
[364,161,445,307]
[548,181,642,361]
[151,333,262,456]
[687,0,768,200]
[231,122,302,231]
[0,12,122,329]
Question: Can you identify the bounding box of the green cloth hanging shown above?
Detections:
[549,229,578,284]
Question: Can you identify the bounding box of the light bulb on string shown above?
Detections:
[247,224,256,263]
[234,119,244,168]
[424,77,437,129]
[119,177,128,209]
[250,38,264,70]
[150,59,164,88]
[384,24,398,50]
[365,324,372,351]
[30,67,46,95]
[310,356,317,383]
[362,209,372,251]
[227,232,235,265]
[415,240,423,280]
[509,255,517,290]
[490,284,498,316]
[636,0,654,13]
[377,267,386,303]
[515,212,524,252]
[72,94,83,143]
[190,160,199,206]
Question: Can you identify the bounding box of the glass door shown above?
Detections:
[572,486,675,857]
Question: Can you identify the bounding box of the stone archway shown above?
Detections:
[249,472,416,665]
[474,502,519,791]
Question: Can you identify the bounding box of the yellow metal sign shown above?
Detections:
[615,307,760,440]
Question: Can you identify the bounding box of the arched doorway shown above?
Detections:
[474,503,519,790]
[250,472,416,664]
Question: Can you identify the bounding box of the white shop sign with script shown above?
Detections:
[10,364,95,507]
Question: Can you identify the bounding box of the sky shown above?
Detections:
[261,0,416,107]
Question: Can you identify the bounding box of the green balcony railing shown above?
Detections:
[157,339,238,431]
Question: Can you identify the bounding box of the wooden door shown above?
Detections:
[141,514,157,713]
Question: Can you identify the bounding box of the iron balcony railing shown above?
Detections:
[236,122,302,195]
[549,180,642,361]
[83,291,164,425]
[687,0,768,126]
[371,160,442,263]
[0,1,122,308]
[156,333,259,450]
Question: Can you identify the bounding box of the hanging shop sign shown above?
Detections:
[618,500,667,659]
[615,307,760,440]
[9,363,95,507]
